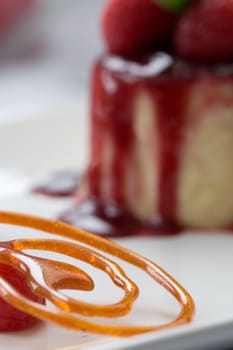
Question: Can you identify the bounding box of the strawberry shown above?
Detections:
[174,0,233,63]
[0,264,45,331]
[101,0,177,57]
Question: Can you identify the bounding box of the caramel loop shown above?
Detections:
[8,239,139,318]
[0,211,195,337]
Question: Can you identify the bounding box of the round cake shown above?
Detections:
[87,53,233,230]
[63,0,233,235]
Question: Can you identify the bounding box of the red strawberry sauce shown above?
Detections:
[87,53,191,227]
[34,53,233,237]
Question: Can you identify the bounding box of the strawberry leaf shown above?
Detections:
[155,0,194,13]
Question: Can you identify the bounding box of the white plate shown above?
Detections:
[0,103,233,350]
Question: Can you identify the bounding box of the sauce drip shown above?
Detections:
[33,170,80,197]
[33,54,233,237]
[88,53,232,226]
[0,211,195,337]
[59,199,182,237]
[62,53,233,234]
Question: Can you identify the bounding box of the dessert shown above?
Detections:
[0,211,195,336]
[61,0,233,235]
[85,53,233,230]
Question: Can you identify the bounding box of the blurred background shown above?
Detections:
[0,0,106,121]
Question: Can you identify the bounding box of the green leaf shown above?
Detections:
[155,0,194,13]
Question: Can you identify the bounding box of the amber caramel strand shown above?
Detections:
[8,239,139,318]
[0,211,195,336]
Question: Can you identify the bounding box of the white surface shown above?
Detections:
[0,106,233,350]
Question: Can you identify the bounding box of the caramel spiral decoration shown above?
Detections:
[0,211,195,336]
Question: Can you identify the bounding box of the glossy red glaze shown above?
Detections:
[33,170,80,198]
[39,53,233,237]
[59,199,182,237]
[86,54,233,230]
